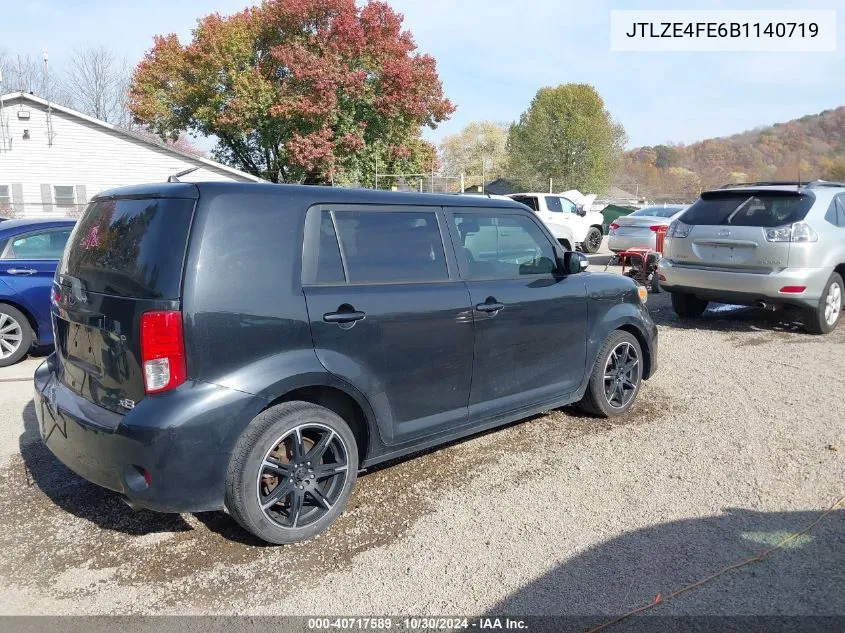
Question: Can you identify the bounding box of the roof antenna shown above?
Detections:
[168,167,199,183]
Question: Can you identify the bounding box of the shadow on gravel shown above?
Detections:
[488,507,845,624]
[17,400,192,536]
[649,302,811,336]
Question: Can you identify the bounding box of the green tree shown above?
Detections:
[507,84,626,192]
[439,121,509,181]
[128,0,453,184]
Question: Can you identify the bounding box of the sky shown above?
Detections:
[2,0,844,151]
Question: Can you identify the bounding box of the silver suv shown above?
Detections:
[658,181,845,334]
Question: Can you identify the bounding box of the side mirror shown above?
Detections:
[558,251,587,275]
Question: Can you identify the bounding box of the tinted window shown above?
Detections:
[2,228,72,260]
[511,196,539,211]
[681,192,814,227]
[837,196,845,227]
[316,211,345,283]
[455,213,556,278]
[546,196,563,212]
[60,197,194,299]
[333,211,447,283]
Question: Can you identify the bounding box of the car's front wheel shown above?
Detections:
[0,304,32,368]
[225,401,359,544]
[804,272,842,335]
[670,292,708,318]
[576,330,643,418]
[582,227,603,254]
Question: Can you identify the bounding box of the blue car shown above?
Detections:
[0,218,76,366]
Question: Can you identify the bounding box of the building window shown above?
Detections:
[53,186,75,208]
[0,186,10,204]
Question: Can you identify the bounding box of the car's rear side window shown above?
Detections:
[316,210,448,284]
[1,227,72,260]
[511,196,539,212]
[681,192,814,227]
[60,197,194,299]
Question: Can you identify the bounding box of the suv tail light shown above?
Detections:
[140,311,186,394]
[609,222,619,234]
[765,221,818,243]
[667,220,691,238]
[649,224,665,232]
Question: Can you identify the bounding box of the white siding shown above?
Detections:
[0,95,259,217]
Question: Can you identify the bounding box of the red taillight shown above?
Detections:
[779,286,807,294]
[140,310,186,394]
[143,468,153,487]
[610,223,619,230]
[649,225,664,232]
[51,288,60,305]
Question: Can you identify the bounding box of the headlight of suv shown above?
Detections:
[765,221,818,243]
[667,220,691,238]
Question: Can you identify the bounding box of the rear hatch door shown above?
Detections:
[53,193,196,415]
[670,190,813,273]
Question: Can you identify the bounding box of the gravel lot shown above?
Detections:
[0,259,843,617]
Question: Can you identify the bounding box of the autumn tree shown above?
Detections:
[439,121,509,182]
[507,84,626,192]
[129,0,454,184]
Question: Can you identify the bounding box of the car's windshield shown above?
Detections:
[630,206,683,218]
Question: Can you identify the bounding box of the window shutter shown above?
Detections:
[11,183,23,216]
[75,185,87,205]
[40,183,53,210]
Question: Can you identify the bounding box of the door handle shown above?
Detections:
[6,268,38,276]
[475,302,505,313]
[323,310,366,324]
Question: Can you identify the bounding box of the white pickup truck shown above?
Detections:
[508,191,605,253]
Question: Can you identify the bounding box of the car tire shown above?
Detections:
[0,303,32,368]
[670,292,708,318]
[804,272,843,335]
[583,227,603,254]
[576,329,643,418]
[225,401,359,545]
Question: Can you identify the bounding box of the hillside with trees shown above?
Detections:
[618,107,845,201]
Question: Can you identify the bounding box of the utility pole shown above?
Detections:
[374,154,379,190]
[43,50,53,147]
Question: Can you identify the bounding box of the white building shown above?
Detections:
[0,91,263,217]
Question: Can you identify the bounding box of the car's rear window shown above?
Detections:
[681,192,814,227]
[59,197,194,299]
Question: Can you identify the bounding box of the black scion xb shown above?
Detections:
[34,182,657,544]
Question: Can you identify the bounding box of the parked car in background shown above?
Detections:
[35,182,657,544]
[0,218,75,366]
[608,205,688,253]
[659,181,845,334]
[508,192,604,253]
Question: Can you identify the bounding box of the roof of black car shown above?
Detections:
[93,181,528,210]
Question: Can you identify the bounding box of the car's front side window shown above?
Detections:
[560,197,577,214]
[836,195,845,228]
[455,212,556,279]
[545,196,563,213]
[1,228,72,260]
[328,210,448,283]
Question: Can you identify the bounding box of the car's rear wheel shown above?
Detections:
[225,401,358,544]
[0,304,32,368]
[576,330,643,418]
[804,272,842,335]
[583,227,603,254]
[670,292,708,318]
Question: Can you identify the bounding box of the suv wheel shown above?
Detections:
[0,304,32,368]
[225,401,358,544]
[576,330,643,418]
[670,292,708,318]
[583,227,603,254]
[804,272,843,335]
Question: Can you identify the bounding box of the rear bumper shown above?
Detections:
[658,260,828,309]
[34,355,265,513]
[608,233,657,253]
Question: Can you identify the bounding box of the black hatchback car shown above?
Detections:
[35,183,657,544]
